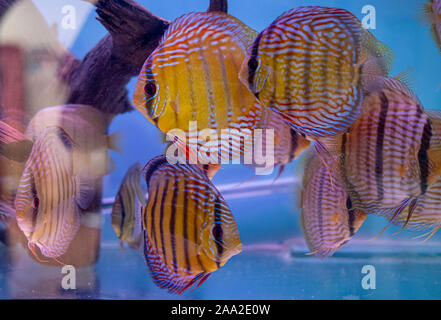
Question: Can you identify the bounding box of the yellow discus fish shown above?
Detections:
[133,12,268,164]
[141,155,242,294]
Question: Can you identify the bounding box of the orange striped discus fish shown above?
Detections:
[133,12,268,163]
[111,162,146,249]
[141,155,241,294]
[335,79,441,225]
[15,127,93,259]
[421,0,441,54]
[240,6,392,139]
[300,151,366,258]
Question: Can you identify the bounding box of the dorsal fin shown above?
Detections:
[161,12,257,51]
[142,155,169,189]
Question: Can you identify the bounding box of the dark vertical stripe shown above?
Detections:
[183,185,191,273]
[346,197,355,236]
[118,196,126,236]
[418,117,432,195]
[375,92,389,201]
[170,177,178,272]
[194,178,206,271]
[289,128,298,161]
[213,199,224,268]
[159,179,169,267]
[247,32,263,90]
[149,185,159,248]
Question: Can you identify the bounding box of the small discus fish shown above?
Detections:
[111,162,146,249]
[240,6,392,139]
[141,155,242,294]
[133,12,268,164]
[300,151,366,258]
[15,127,94,259]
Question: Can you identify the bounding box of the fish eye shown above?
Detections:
[33,197,39,210]
[144,82,157,96]
[248,57,259,72]
[212,224,223,239]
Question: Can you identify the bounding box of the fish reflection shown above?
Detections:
[14,127,85,260]
[300,152,366,258]
[141,155,242,294]
[14,104,119,260]
[111,162,146,249]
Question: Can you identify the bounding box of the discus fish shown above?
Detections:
[421,0,441,54]
[141,155,241,294]
[25,104,119,178]
[240,6,392,139]
[133,12,268,164]
[334,79,441,229]
[111,162,146,249]
[14,126,94,259]
[300,151,366,258]
[0,120,33,162]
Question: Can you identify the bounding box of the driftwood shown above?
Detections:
[65,0,227,114]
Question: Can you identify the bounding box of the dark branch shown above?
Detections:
[208,0,228,13]
[67,0,170,114]
[0,0,16,19]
